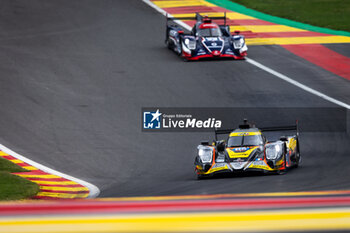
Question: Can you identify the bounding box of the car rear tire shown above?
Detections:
[166,38,172,49]
[277,154,287,175]
[294,147,301,168]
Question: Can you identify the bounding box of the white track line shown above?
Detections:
[143,0,350,110]
[246,58,350,109]
[0,144,100,198]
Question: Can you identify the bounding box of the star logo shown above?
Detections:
[150,109,162,122]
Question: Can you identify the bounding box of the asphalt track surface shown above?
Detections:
[0,0,349,198]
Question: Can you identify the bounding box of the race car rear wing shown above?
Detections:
[260,124,298,132]
[166,12,227,26]
[214,120,299,141]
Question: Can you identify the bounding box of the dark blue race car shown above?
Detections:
[166,13,248,61]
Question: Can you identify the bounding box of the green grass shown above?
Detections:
[0,157,39,200]
[0,157,28,172]
[229,0,350,32]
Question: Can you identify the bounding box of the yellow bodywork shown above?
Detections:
[229,131,261,137]
[197,164,230,175]
[288,137,297,152]
[226,146,258,158]
[208,165,230,173]
[248,163,274,171]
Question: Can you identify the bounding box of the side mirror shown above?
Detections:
[262,135,267,143]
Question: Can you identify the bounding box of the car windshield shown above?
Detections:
[227,135,263,147]
[198,28,222,37]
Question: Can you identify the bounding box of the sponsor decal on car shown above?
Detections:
[233,147,249,152]
[212,163,227,169]
[253,160,265,166]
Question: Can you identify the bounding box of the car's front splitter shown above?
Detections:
[196,161,279,176]
[183,53,246,61]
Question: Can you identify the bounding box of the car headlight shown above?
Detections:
[184,38,196,50]
[197,146,213,163]
[233,38,245,49]
[265,143,282,160]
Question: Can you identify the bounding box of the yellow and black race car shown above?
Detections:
[194,120,300,179]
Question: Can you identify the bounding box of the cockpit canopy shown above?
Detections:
[198,25,222,37]
[227,133,263,147]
